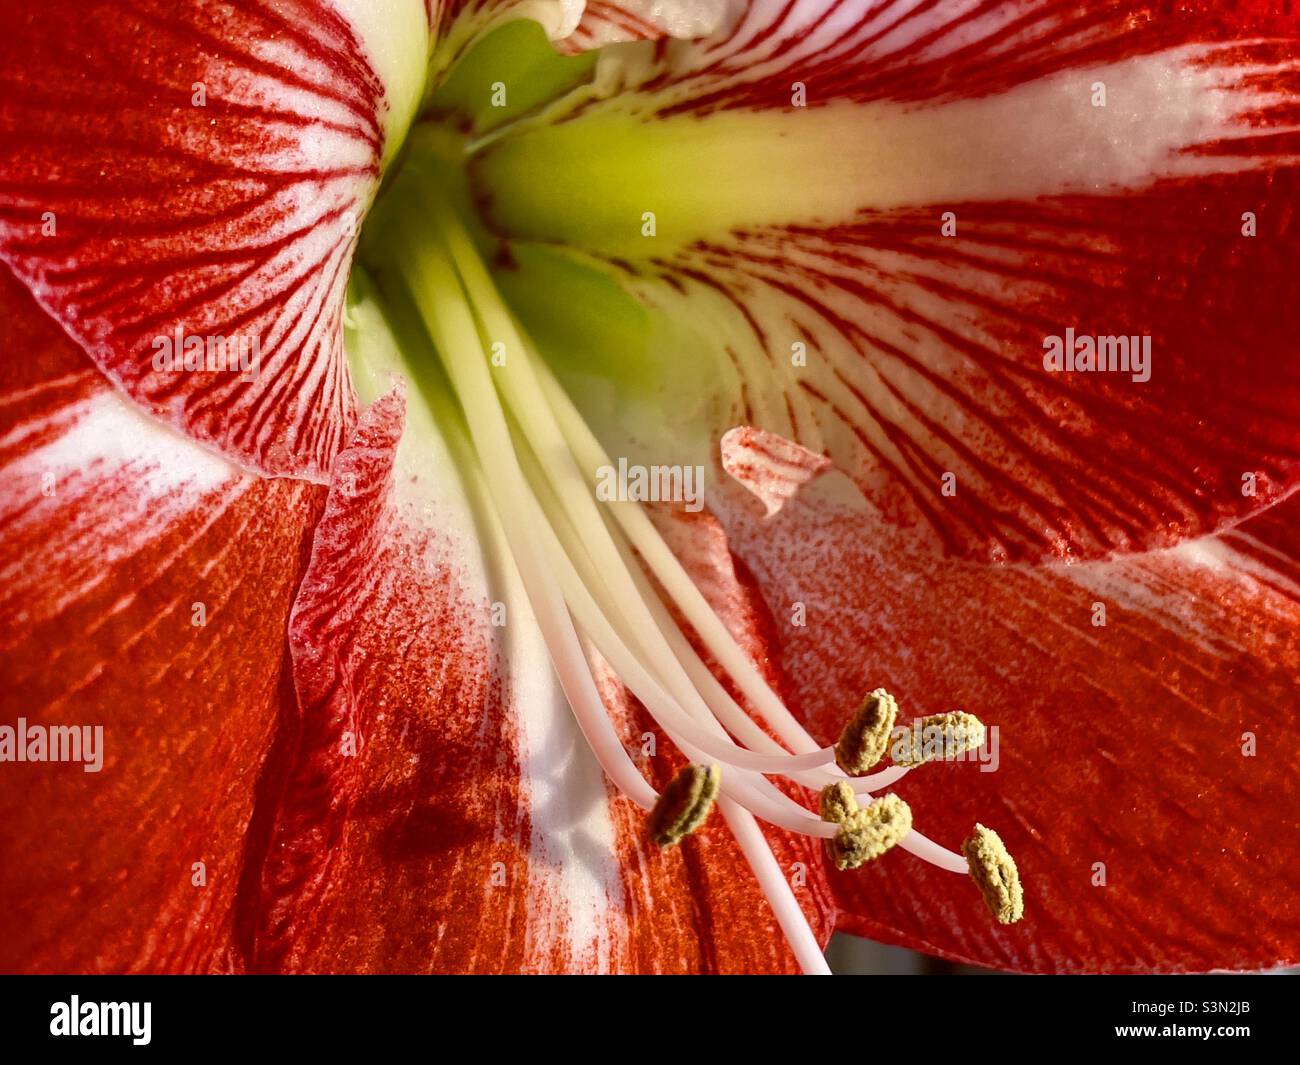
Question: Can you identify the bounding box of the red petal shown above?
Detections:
[475,2,1300,561]
[249,386,538,973]
[719,479,1300,972]
[0,266,324,973]
[247,385,833,972]
[0,0,395,478]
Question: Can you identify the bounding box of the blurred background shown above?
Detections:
[827,933,996,974]
[827,933,1299,974]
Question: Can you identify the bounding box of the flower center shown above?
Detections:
[347,27,1024,974]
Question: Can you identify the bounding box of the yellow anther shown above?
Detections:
[891,711,986,767]
[834,688,898,775]
[828,793,912,870]
[962,823,1024,925]
[648,764,721,848]
[819,780,858,824]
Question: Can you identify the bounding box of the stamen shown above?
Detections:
[835,689,898,775]
[962,824,1025,925]
[372,172,1024,972]
[648,764,721,847]
[892,711,986,767]
[828,793,912,871]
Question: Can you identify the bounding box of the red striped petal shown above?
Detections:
[0,266,324,973]
[0,0,409,479]
[474,1,1300,561]
[718,477,1300,972]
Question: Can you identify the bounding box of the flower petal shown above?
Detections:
[473,1,1300,560]
[718,475,1300,972]
[245,284,832,971]
[0,0,428,479]
[0,266,324,973]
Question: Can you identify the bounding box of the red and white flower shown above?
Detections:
[1,0,1297,974]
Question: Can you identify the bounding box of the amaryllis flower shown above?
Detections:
[1,0,1297,976]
